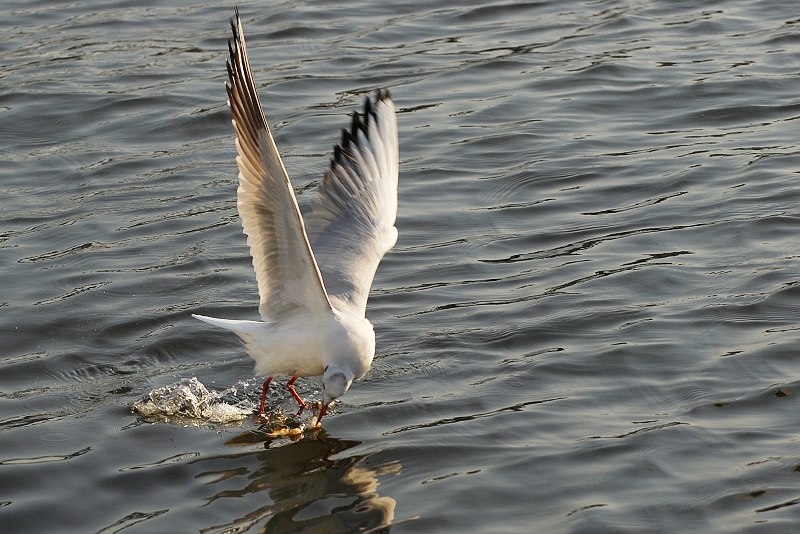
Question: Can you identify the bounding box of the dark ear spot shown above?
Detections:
[324,365,329,372]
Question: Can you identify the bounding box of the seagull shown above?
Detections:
[193,11,398,426]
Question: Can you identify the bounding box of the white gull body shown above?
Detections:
[193,12,398,423]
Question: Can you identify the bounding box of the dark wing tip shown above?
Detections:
[327,88,393,170]
[363,96,373,128]
[342,127,356,148]
[230,8,245,51]
[339,128,349,146]
[229,16,238,42]
[350,110,362,134]
[377,87,392,101]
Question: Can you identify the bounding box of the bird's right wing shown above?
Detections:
[308,91,399,316]
[226,11,332,321]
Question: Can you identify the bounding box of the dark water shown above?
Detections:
[2,1,799,532]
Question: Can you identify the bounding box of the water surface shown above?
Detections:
[2,1,799,532]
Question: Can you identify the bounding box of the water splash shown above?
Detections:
[131,377,253,424]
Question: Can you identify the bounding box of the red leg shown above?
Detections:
[286,376,307,415]
[259,376,274,417]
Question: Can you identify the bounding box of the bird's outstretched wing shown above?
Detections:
[308,91,399,316]
[226,11,332,321]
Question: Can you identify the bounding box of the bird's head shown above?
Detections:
[322,366,354,406]
[316,366,355,424]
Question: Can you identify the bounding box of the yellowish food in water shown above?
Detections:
[265,425,304,438]
[261,404,326,438]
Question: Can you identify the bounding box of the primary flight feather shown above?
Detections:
[193,11,399,425]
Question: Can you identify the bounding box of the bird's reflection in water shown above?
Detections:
[196,428,398,533]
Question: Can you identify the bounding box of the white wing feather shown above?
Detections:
[226,14,332,321]
[308,91,399,316]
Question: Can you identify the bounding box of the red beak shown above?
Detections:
[315,402,329,426]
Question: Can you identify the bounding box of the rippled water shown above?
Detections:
[2,1,799,532]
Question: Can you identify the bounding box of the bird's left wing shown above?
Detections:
[308,91,399,316]
[226,11,332,321]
